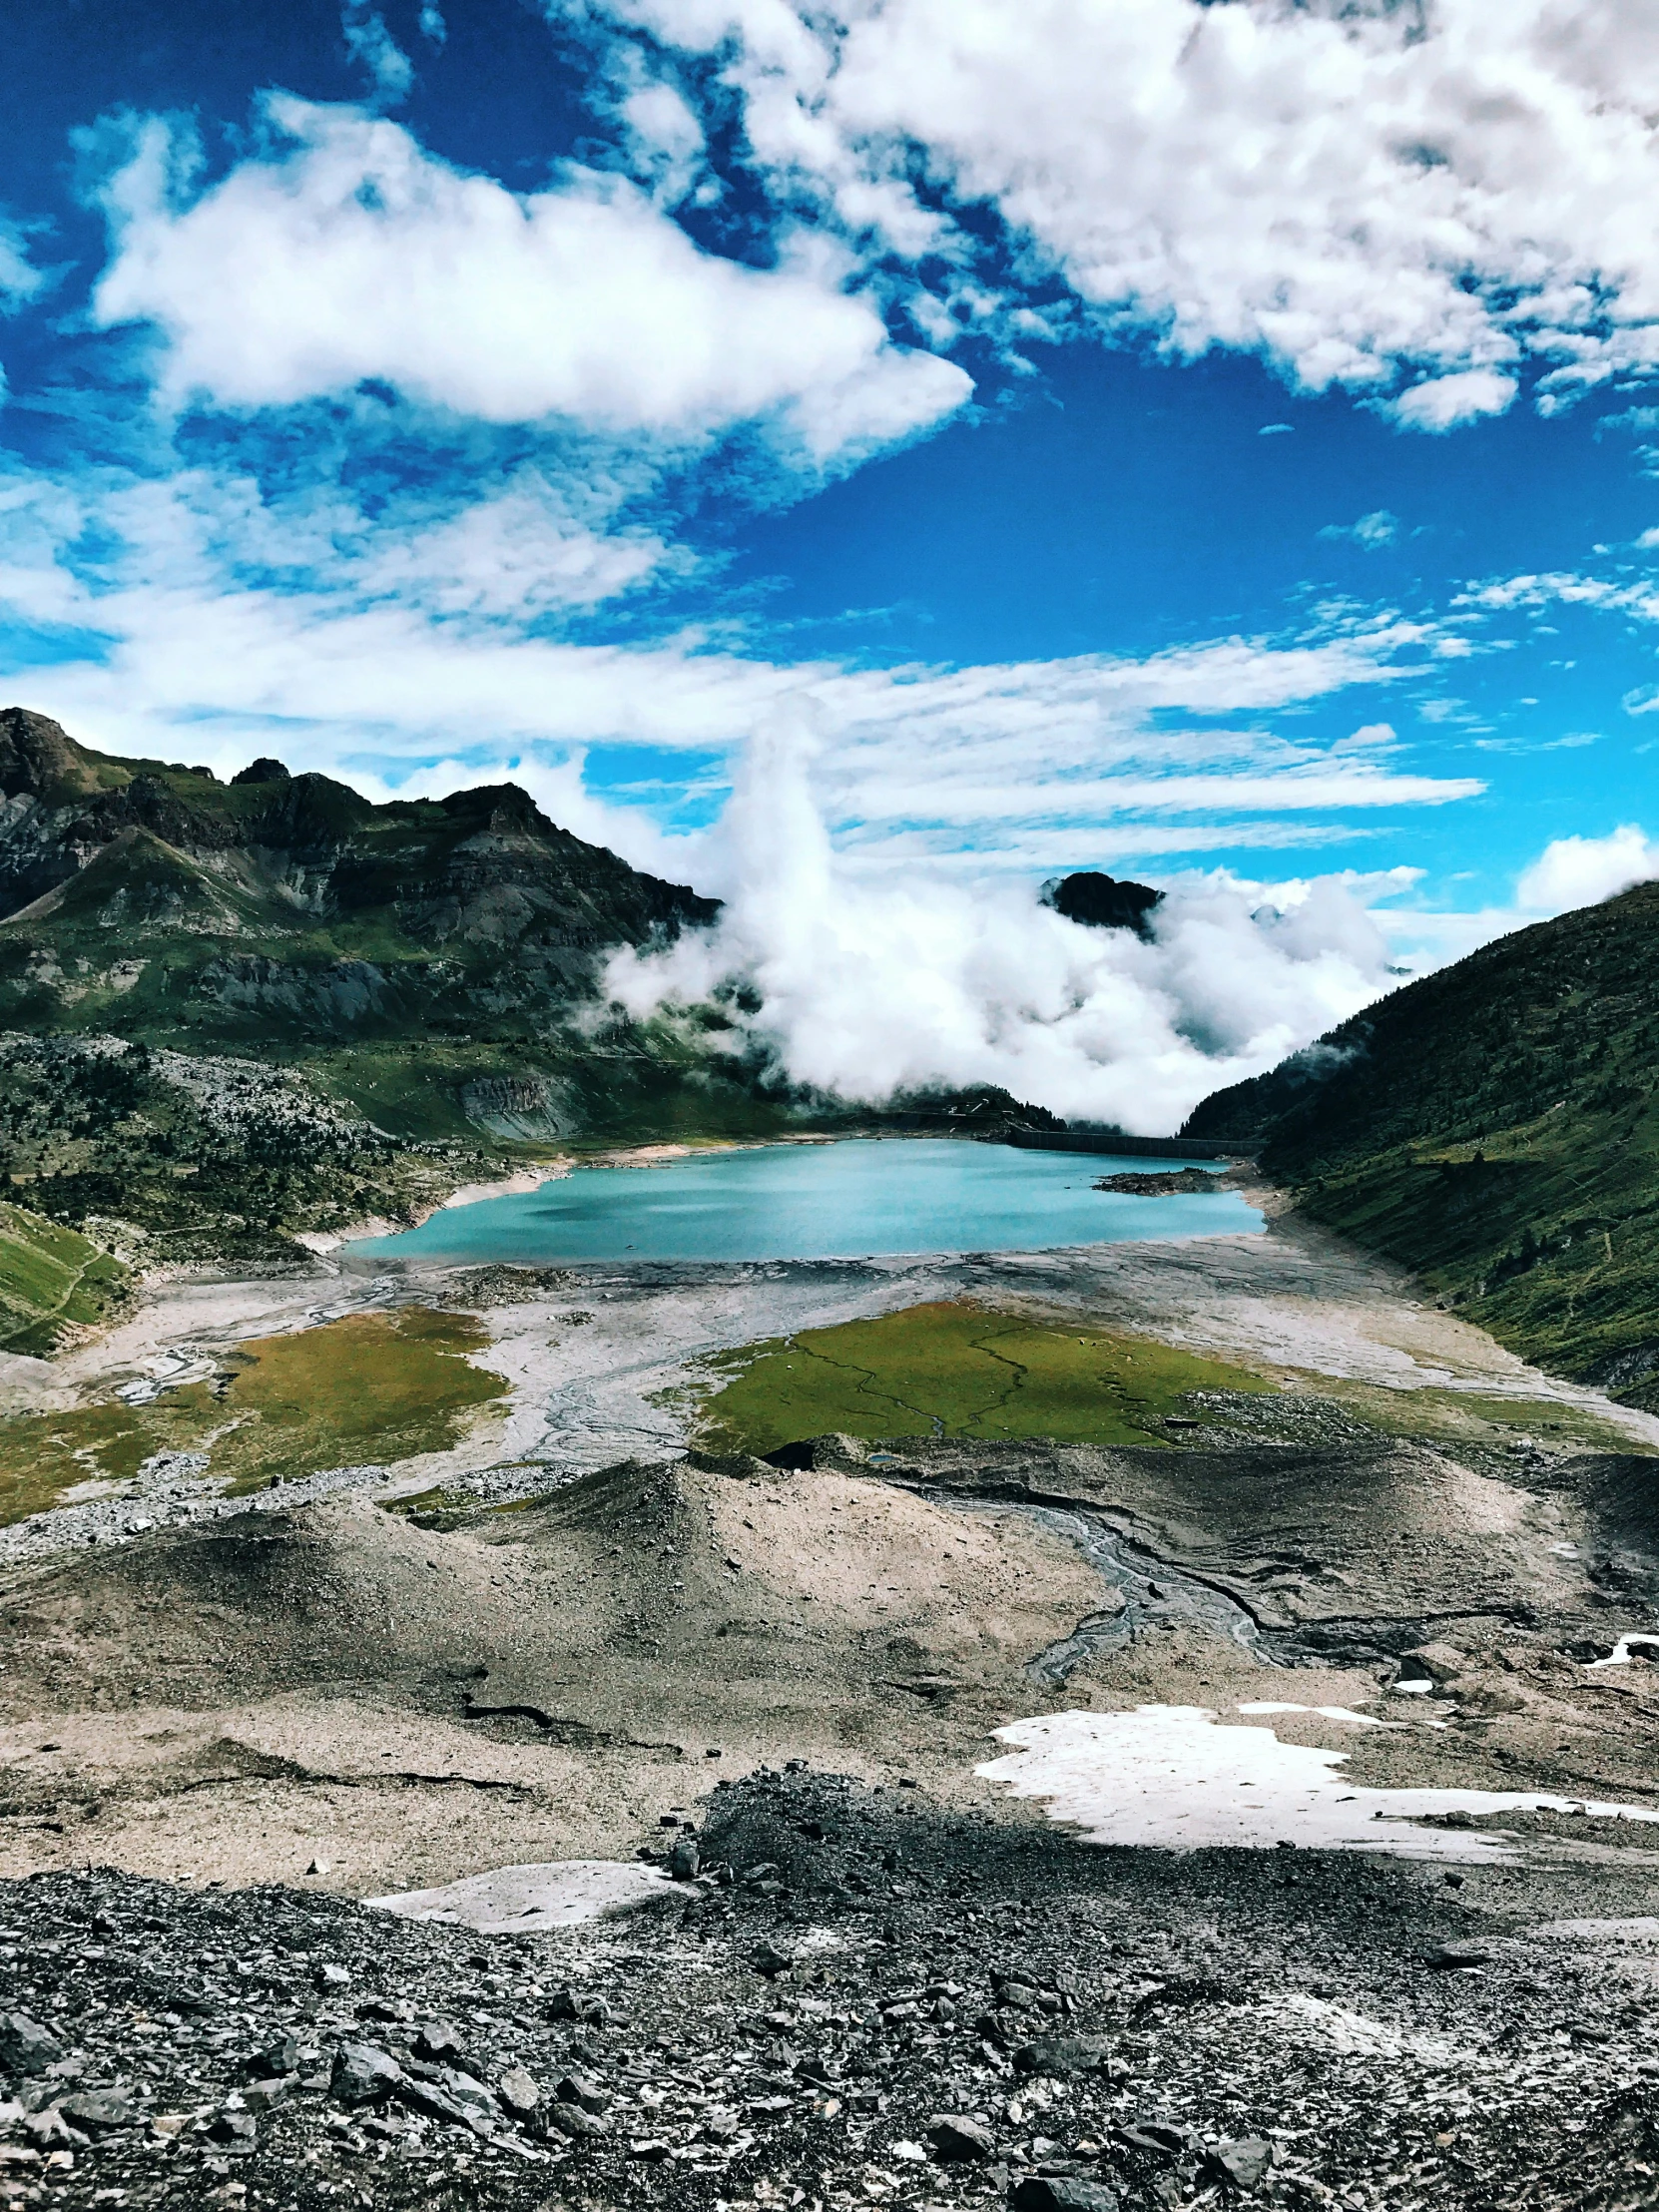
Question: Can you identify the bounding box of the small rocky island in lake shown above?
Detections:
[1093,1167,1221,1195]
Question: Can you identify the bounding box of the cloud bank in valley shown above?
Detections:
[604,717,1407,1131]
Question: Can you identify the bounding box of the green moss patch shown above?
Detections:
[0,1306,506,1527]
[691,1300,1275,1457]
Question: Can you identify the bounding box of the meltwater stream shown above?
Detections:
[949,1500,1270,1686]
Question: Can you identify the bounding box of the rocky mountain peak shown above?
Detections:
[0,707,123,803]
[1041,869,1165,938]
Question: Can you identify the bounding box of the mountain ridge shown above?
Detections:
[0,705,777,1150]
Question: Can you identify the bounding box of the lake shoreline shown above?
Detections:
[342,1133,1260,1270]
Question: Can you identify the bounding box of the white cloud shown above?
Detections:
[1389,369,1516,433]
[1321,509,1398,549]
[91,98,970,463]
[604,712,1406,1130]
[1459,570,1659,623]
[0,455,1478,852]
[1516,824,1659,913]
[341,2,414,103]
[619,78,710,207]
[351,471,675,615]
[574,0,1659,411]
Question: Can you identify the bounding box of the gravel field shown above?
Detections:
[4,1769,1659,2212]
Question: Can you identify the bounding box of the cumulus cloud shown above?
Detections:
[618,77,711,207]
[90,98,970,462]
[1516,824,1659,913]
[1389,370,1516,433]
[572,0,1659,411]
[604,713,1404,1130]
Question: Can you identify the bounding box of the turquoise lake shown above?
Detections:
[351,1137,1262,1266]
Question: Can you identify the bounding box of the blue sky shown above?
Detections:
[4,2,1659,1120]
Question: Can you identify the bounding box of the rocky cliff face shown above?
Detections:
[0,708,805,1186]
[0,708,718,1006]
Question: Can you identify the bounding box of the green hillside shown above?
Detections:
[0,1200,128,1357]
[1185,881,1659,1404]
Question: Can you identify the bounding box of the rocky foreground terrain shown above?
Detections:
[5,1216,1659,2212]
[4,1415,1659,2210]
[4,1764,1659,2212]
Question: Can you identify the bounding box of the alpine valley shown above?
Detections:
[0,706,784,1346]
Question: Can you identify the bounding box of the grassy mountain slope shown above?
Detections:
[1184,881,1659,1403]
[0,1198,129,1357]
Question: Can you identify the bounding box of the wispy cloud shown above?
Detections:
[0,444,1480,876]
[341,1,414,104]
[1320,510,1398,550]
[0,216,46,314]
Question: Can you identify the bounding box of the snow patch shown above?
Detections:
[366,1858,684,1932]
[1587,1634,1659,1670]
[1237,1701,1398,1729]
[976,1705,1659,1861]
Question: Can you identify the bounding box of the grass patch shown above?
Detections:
[691,1300,1276,1457]
[0,1201,128,1357]
[0,1306,506,1527]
